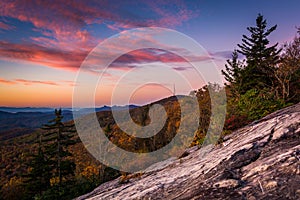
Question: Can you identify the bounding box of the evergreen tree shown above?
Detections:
[23,142,51,198]
[222,14,287,130]
[236,13,281,92]
[221,50,245,95]
[41,109,76,198]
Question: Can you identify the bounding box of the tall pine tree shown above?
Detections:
[23,139,51,199]
[222,14,286,128]
[236,13,281,93]
[41,109,76,198]
[221,49,245,96]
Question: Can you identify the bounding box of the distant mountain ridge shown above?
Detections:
[0,107,55,113]
[0,105,139,113]
[0,97,185,141]
[0,110,73,140]
[0,104,139,141]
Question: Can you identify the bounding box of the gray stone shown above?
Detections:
[76,103,300,200]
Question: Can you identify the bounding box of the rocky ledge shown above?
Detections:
[77,103,300,200]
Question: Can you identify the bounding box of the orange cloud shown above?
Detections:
[0,78,75,86]
[15,79,59,86]
[0,78,16,85]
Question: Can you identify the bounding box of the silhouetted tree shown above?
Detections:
[23,142,51,198]
[41,109,76,198]
[221,50,245,96]
[222,14,286,130]
[236,13,281,93]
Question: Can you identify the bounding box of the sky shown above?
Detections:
[0,0,299,107]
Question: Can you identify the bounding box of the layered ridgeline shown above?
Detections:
[1,91,299,200]
[0,105,137,141]
[0,91,223,200]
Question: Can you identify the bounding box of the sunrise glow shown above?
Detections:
[0,0,299,107]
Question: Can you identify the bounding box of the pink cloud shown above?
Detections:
[145,0,198,27]
[60,80,77,87]
[0,0,198,72]
[106,23,137,32]
[0,78,16,85]
[0,77,75,86]
[112,49,187,64]
[0,21,15,30]
[15,79,59,86]
[0,1,197,41]
[106,1,198,31]
[0,0,101,52]
[0,41,87,71]
[109,48,212,71]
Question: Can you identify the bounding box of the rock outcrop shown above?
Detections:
[77,103,300,200]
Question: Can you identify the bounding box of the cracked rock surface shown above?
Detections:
[76,103,300,200]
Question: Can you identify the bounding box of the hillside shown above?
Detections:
[77,103,300,200]
[0,111,73,140]
[0,95,198,199]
